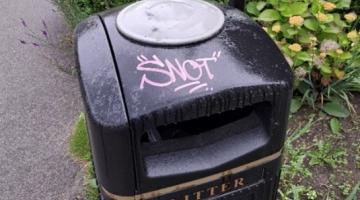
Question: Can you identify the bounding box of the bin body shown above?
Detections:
[75,1,293,199]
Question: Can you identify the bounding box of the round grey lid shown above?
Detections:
[116,0,225,45]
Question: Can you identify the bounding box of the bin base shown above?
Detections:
[100,152,281,200]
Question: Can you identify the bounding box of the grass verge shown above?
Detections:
[53,0,134,28]
[52,0,92,29]
[69,113,99,200]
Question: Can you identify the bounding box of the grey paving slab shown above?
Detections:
[0,0,84,199]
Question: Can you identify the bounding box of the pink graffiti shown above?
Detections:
[136,51,221,94]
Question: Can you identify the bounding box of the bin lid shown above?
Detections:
[116,0,225,45]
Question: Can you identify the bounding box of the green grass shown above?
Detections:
[52,0,93,28]
[70,113,90,161]
[70,113,99,200]
[53,0,134,28]
[279,116,317,200]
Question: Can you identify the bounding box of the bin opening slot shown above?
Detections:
[141,102,270,144]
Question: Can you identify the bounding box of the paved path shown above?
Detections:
[0,0,84,199]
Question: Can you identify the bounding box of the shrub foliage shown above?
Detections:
[246,0,359,113]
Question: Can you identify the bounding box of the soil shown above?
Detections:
[285,94,360,199]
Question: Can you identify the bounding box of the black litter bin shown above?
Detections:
[75,0,293,199]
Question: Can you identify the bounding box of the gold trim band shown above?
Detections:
[102,150,282,200]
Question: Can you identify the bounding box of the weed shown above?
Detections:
[339,182,353,196]
[354,143,360,170]
[286,114,315,145]
[329,117,342,136]
[308,138,348,168]
[345,181,360,200]
[281,145,312,180]
[306,189,318,200]
[19,18,75,74]
[279,116,315,200]
[279,185,317,200]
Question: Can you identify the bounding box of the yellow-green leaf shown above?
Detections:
[296,52,313,62]
[267,0,278,6]
[322,25,341,34]
[299,29,312,44]
[336,0,351,9]
[246,2,259,16]
[339,34,350,47]
[320,65,332,75]
[280,2,308,17]
[290,98,302,113]
[304,19,319,31]
[258,9,281,22]
[311,0,322,15]
[338,52,352,60]
[334,69,345,79]
[256,1,267,11]
[330,118,341,135]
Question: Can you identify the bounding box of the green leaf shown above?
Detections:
[338,52,352,60]
[350,57,360,67]
[294,59,305,67]
[336,0,351,9]
[298,29,312,44]
[282,26,298,39]
[324,14,335,23]
[318,33,338,41]
[322,25,341,34]
[345,181,360,200]
[298,81,311,94]
[322,101,350,118]
[330,118,341,135]
[311,0,322,15]
[304,19,319,31]
[287,28,298,35]
[339,34,350,47]
[267,0,278,6]
[88,178,97,188]
[257,9,281,22]
[334,14,347,28]
[320,65,332,75]
[290,98,302,113]
[280,23,290,34]
[246,2,259,16]
[280,2,308,17]
[296,52,312,62]
[256,1,267,11]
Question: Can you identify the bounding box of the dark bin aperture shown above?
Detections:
[75,0,293,199]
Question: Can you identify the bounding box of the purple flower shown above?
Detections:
[19,40,27,44]
[20,18,27,27]
[32,43,40,47]
[42,30,48,38]
[42,20,48,29]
